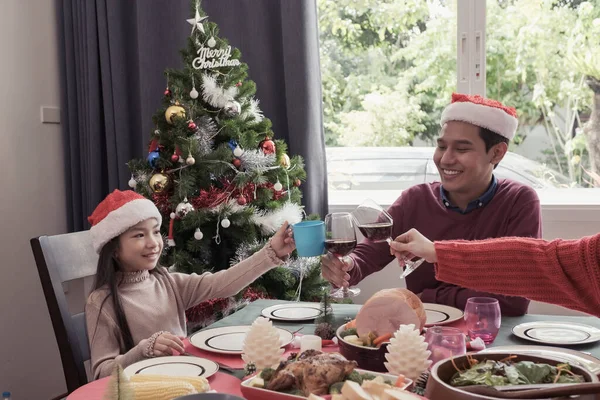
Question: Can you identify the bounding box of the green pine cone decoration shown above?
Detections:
[244,362,257,376]
[314,322,335,340]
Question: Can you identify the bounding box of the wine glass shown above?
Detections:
[324,212,360,299]
[351,199,426,279]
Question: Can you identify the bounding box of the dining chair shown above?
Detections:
[30,230,98,395]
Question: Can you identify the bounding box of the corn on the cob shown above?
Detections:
[123,380,197,399]
[130,374,210,393]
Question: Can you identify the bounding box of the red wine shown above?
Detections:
[324,239,357,257]
[357,222,393,242]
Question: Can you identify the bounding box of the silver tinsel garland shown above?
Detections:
[285,257,319,279]
[240,98,264,122]
[195,116,217,156]
[240,149,276,173]
[230,240,263,266]
[230,239,316,278]
[134,172,151,192]
[201,73,238,108]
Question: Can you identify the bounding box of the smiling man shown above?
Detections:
[321,93,541,316]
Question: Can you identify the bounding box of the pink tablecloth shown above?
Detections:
[67,371,243,399]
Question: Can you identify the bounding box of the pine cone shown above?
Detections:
[412,371,430,396]
[314,322,335,340]
[244,362,257,376]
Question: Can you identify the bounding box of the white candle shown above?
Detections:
[300,335,322,353]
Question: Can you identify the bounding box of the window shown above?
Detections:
[318,0,600,194]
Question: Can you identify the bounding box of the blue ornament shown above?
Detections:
[228,139,238,151]
[147,151,160,168]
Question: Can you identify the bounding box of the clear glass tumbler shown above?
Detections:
[425,326,466,367]
[464,297,501,344]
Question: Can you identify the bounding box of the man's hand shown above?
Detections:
[321,252,354,288]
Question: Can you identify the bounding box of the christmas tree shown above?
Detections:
[127,1,325,329]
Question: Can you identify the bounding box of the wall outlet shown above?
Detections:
[41,106,61,124]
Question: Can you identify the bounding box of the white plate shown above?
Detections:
[189,325,294,354]
[512,321,600,345]
[261,303,322,321]
[480,345,600,374]
[123,355,218,378]
[424,303,464,327]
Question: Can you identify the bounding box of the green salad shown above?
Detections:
[450,359,585,387]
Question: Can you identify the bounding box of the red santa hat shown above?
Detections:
[440,93,518,140]
[88,189,162,254]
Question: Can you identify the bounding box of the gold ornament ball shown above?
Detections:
[165,105,186,125]
[149,173,170,192]
[279,153,291,169]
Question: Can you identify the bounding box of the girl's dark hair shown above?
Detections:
[91,236,164,352]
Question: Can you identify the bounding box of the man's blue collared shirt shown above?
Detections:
[440,175,498,214]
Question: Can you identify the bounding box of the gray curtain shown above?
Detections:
[59,0,327,232]
[203,0,328,218]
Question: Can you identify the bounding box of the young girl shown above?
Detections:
[85,189,295,379]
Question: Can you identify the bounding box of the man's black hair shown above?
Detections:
[479,127,509,168]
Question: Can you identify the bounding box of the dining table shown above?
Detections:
[67,298,600,399]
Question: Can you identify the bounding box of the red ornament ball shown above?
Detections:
[237,196,247,205]
[235,81,242,87]
[233,158,242,168]
[294,179,301,187]
[260,138,276,154]
[188,121,197,131]
[171,153,179,162]
[164,87,171,96]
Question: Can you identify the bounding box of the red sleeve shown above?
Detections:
[433,234,600,317]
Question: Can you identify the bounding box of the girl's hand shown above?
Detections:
[389,228,437,264]
[271,221,295,259]
[152,332,185,356]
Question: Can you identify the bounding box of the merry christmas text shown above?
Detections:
[193,46,241,69]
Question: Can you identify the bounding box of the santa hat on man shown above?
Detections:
[440,93,518,140]
[88,189,162,253]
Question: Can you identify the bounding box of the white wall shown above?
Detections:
[0,0,67,398]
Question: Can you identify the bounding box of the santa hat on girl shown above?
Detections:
[88,189,162,253]
[440,93,518,140]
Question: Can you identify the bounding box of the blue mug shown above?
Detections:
[292,220,325,257]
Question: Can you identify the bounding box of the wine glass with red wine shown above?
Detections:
[324,212,360,299]
[352,199,425,279]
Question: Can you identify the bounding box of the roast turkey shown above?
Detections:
[266,349,357,395]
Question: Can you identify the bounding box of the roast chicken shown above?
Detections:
[266,350,358,395]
